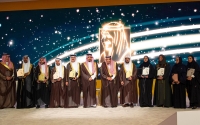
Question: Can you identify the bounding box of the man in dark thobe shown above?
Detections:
[35,57,51,108]
[64,54,81,108]
[0,53,16,109]
[119,55,137,107]
[81,54,97,108]
[17,55,34,108]
[100,56,118,107]
[50,58,66,108]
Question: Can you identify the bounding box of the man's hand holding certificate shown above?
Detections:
[17,69,24,77]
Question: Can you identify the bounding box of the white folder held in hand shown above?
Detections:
[157,68,165,76]
[142,67,149,76]
[17,69,24,77]
[187,68,195,77]
[53,72,60,80]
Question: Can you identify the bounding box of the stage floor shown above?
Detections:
[0,106,197,125]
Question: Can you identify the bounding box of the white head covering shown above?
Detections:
[70,54,78,72]
[23,55,30,73]
[55,58,64,78]
[124,55,132,71]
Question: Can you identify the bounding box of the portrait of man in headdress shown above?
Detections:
[99,22,131,63]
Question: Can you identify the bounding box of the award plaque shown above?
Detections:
[142,67,149,76]
[38,73,45,81]
[157,68,165,76]
[17,69,24,77]
[187,68,195,77]
[69,70,76,78]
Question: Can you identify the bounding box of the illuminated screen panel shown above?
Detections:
[99,22,131,63]
[0,1,200,67]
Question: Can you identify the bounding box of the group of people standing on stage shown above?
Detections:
[0,53,98,109]
[0,53,200,109]
[138,55,200,109]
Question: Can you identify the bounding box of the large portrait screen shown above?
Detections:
[99,22,130,63]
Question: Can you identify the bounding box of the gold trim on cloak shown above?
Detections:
[83,62,97,76]
[38,65,49,81]
[70,62,80,78]
[0,62,13,71]
[123,62,133,77]
[55,65,65,78]
[106,62,116,76]
[22,64,33,78]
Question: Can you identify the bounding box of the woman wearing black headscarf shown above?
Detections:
[138,56,155,107]
[153,54,172,107]
[170,57,187,108]
[186,55,200,109]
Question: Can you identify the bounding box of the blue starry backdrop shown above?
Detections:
[0,1,200,68]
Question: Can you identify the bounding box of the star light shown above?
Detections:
[8,40,13,47]
[155,21,159,25]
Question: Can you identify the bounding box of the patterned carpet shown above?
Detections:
[0,106,196,125]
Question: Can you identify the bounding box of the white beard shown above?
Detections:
[124,62,131,71]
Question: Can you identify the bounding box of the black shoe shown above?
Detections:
[122,104,128,107]
[192,106,197,109]
[45,105,48,108]
[36,105,40,109]
[90,104,97,108]
[149,105,154,107]
[130,103,134,108]
[27,105,32,108]
[123,103,130,107]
